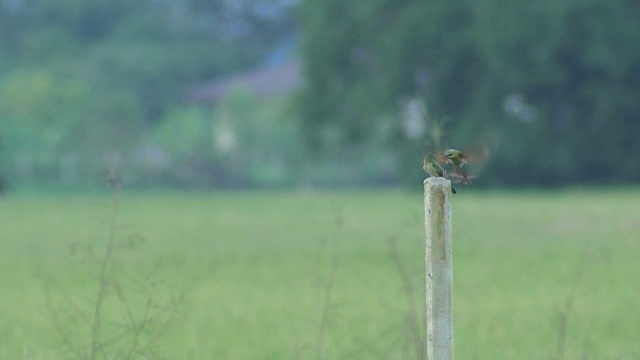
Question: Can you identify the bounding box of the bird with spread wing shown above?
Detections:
[423,152,457,194]
[440,142,490,185]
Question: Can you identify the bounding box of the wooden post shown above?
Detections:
[424,177,454,360]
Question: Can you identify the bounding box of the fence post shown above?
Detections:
[424,177,454,360]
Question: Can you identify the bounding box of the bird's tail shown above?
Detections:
[450,166,475,185]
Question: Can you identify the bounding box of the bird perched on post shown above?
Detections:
[423,153,457,194]
[442,142,489,185]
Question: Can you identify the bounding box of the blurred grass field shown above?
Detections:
[1,189,639,359]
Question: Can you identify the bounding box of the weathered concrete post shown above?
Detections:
[424,177,454,360]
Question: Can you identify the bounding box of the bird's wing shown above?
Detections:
[462,141,489,165]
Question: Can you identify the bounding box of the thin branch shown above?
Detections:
[316,213,343,360]
[387,236,426,360]
[44,288,84,359]
[90,171,121,360]
[556,246,593,360]
[316,239,337,360]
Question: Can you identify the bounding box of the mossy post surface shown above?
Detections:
[424,177,453,360]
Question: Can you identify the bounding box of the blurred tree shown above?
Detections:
[299,0,640,186]
[0,0,297,124]
[0,0,298,189]
[0,69,89,152]
[0,133,4,193]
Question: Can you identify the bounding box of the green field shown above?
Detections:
[1,189,639,359]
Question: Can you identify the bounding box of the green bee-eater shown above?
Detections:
[423,153,457,194]
[442,142,489,185]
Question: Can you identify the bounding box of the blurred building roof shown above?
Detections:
[185,58,302,103]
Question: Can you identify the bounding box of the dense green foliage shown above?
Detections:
[300,0,640,185]
[2,190,639,357]
[2,1,639,189]
[0,0,298,189]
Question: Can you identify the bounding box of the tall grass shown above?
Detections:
[1,189,639,358]
[38,173,188,359]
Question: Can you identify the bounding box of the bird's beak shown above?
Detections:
[443,154,453,158]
